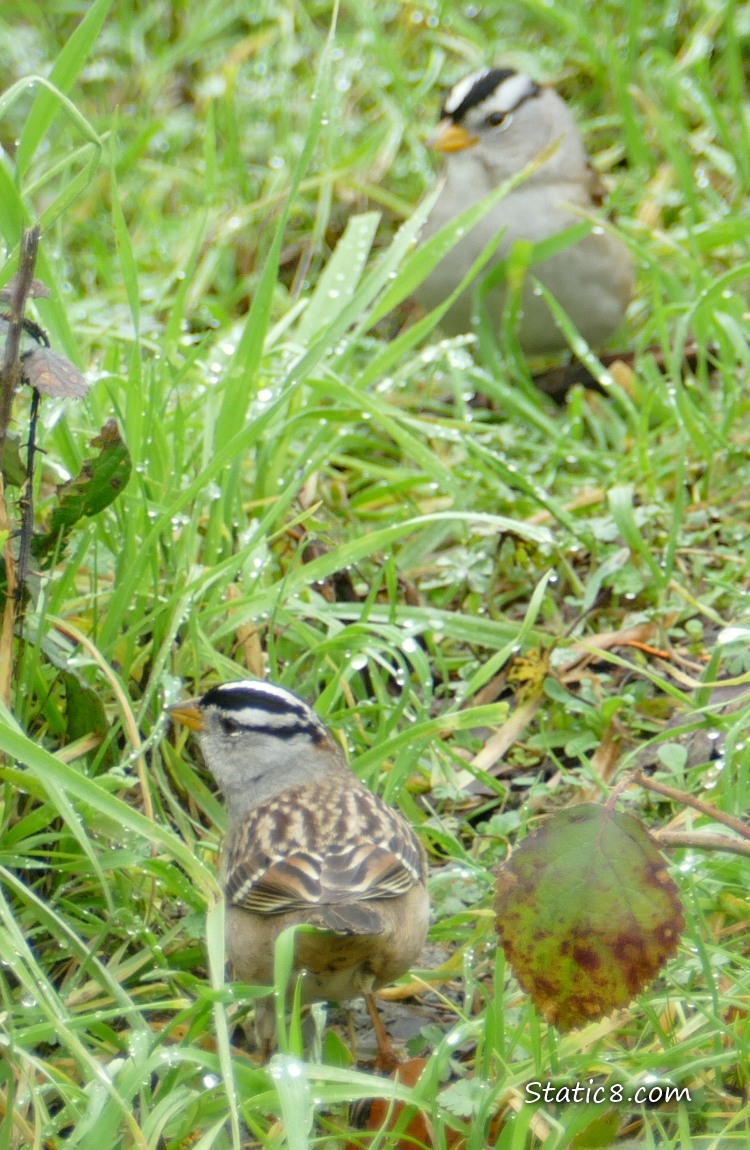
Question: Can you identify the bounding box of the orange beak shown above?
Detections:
[427,119,479,153]
[167,700,205,731]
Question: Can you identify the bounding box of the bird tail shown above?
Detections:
[308,905,384,935]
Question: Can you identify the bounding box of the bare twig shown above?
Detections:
[1,227,42,697]
[0,226,40,464]
[16,389,41,605]
[603,769,750,856]
[654,831,750,858]
[0,478,15,705]
[634,768,750,841]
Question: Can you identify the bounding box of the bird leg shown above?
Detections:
[365,992,399,1072]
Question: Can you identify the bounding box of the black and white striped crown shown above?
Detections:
[200,679,329,743]
[442,67,540,124]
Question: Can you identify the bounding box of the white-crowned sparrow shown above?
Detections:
[415,67,634,354]
[168,679,429,1061]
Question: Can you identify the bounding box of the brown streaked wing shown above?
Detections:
[227,841,419,916]
[228,851,323,914]
[224,779,426,919]
[318,840,419,899]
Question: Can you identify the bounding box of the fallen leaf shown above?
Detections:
[346,1059,433,1150]
[0,275,50,301]
[495,803,684,1030]
[22,347,89,398]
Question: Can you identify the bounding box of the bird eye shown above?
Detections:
[220,716,241,737]
[486,111,506,126]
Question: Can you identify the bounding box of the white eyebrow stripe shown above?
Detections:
[443,68,490,114]
[488,72,538,113]
[224,705,304,727]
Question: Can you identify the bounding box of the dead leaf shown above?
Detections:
[0,275,49,301]
[495,803,684,1030]
[346,1059,434,1150]
[21,347,89,398]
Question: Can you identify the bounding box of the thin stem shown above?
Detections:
[0,226,40,465]
[16,388,41,608]
[655,831,750,858]
[634,768,750,840]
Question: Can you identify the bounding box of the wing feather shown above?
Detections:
[224,778,426,932]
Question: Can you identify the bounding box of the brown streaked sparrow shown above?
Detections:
[168,679,429,1061]
[415,67,634,355]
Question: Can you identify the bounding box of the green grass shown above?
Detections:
[0,0,749,1146]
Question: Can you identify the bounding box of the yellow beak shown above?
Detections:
[427,119,479,153]
[167,700,205,731]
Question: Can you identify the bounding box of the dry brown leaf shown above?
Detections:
[345,1059,434,1150]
